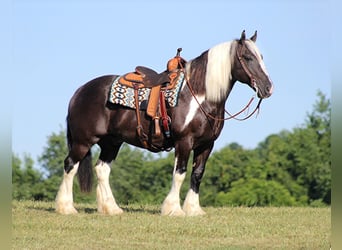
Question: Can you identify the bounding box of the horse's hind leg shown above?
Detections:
[55,162,79,214]
[95,140,123,215]
[56,144,90,214]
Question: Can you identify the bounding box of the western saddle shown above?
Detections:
[118,48,187,150]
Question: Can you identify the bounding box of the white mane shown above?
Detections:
[205,41,236,102]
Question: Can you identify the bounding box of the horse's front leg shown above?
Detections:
[183,143,214,216]
[95,143,124,215]
[161,141,191,216]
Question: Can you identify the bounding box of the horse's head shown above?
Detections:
[232,30,273,99]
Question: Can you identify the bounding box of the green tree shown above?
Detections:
[138,152,175,204]
[304,90,331,204]
[257,132,309,205]
[256,91,331,205]
[202,143,249,205]
[110,144,165,204]
[216,178,296,206]
[285,91,330,205]
[12,154,43,200]
[38,128,68,177]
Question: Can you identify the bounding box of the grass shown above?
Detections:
[12,200,330,249]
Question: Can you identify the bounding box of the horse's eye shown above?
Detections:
[243,55,253,61]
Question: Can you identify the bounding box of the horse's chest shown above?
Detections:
[182,95,206,129]
[172,95,223,139]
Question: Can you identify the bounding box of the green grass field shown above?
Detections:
[12,201,330,249]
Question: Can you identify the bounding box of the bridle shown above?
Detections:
[185,41,262,122]
[236,41,258,94]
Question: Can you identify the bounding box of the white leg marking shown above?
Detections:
[95,162,123,215]
[161,158,186,216]
[183,95,205,130]
[183,189,206,216]
[55,163,79,214]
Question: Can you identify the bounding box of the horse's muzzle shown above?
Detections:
[256,79,273,99]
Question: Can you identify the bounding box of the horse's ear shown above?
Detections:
[250,30,257,42]
[239,30,246,44]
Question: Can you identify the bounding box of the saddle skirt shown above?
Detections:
[108,71,185,111]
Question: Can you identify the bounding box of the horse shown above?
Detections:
[55,30,273,216]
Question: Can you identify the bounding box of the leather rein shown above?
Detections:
[185,41,263,122]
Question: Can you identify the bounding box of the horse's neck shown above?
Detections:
[208,79,235,115]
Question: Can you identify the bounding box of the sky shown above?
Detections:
[8,0,331,166]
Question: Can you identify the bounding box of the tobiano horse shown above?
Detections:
[56,30,273,216]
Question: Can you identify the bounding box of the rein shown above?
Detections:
[186,79,262,122]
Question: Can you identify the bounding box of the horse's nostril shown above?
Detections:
[267,84,274,95]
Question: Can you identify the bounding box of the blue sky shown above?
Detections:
[9,1,331,165]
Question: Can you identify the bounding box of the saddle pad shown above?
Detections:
[108,71,185,109]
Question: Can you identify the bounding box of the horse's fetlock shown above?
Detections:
[64,165,73,174]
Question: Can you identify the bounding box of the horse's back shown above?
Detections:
[69,75,117,108]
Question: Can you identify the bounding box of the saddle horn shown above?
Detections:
[176,48,182,57]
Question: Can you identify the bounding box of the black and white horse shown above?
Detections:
[56,31,273,216]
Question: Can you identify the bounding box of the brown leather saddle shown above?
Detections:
[118,48,187,150]
[119,66,170,88]
[119,48,186,88]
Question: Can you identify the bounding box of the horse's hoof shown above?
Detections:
[161,205,185,216]
[106,207,124,215]
[99,204,124,215]
[56,203,78,215]
[161,209,186,216]
[183,207,206,216]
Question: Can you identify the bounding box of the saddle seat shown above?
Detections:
[118,48,186,90]
[120,66,170,88]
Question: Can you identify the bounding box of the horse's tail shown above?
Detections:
[77,150,93,193]
[66,115,93,193]
[66,117,73,151]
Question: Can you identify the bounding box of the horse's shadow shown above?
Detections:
[28,204,159,215]
[123,206,160,215]
[27,204,55,213]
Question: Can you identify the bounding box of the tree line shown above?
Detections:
[12,91,331,206]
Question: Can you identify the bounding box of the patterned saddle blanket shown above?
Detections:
[108,71,185,110]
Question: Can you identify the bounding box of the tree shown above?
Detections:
[286,91,331,204]
[12,154,43,200]
[256,132,309,205]
[109,144,171,204]
[255,91,331,205]
[216,178,296,206]
[38,128,68,177]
